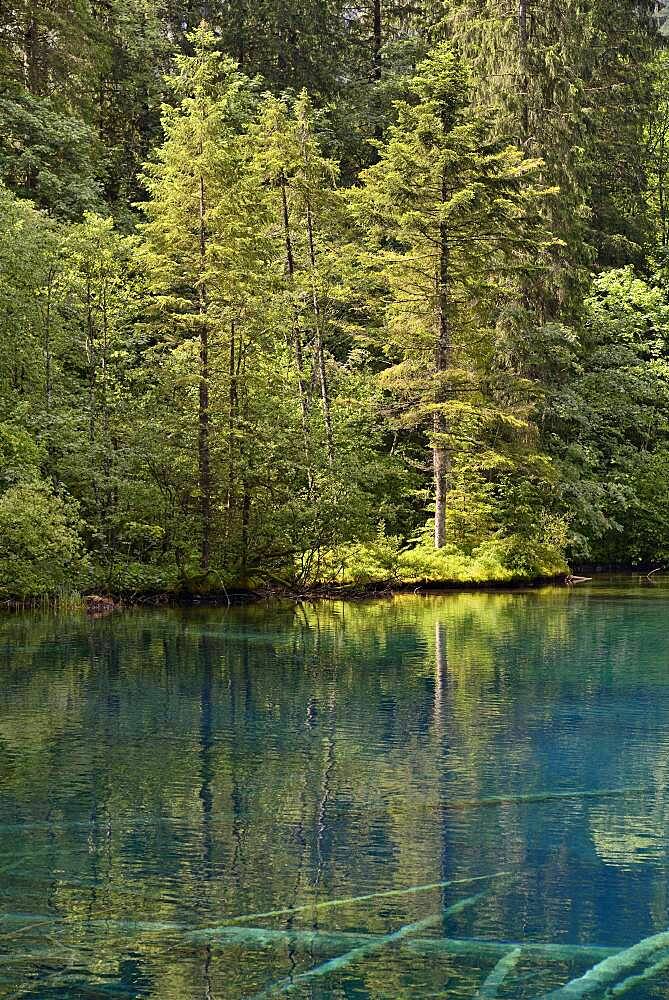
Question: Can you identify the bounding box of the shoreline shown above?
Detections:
[1,573,573,611]
[2,568,665,612]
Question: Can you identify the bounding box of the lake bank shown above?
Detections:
[8,569,669,611]
[0,572,573,611]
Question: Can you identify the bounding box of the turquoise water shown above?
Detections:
[2,584,669,997]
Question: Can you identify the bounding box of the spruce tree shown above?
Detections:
[252,91,351,468]
[447,0,593,319]
[139,23,267,575]
[357,43,551,548]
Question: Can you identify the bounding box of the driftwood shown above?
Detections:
[84,594,116,617]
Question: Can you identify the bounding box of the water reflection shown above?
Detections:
[0,587,668,997]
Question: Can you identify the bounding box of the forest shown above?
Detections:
[2,0,669,597]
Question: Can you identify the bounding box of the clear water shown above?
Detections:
[2,583,669,998]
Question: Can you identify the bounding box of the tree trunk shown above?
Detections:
[372,0,382,81]
[241,479,250,582]
[305,196,334,464]
[226,319,238,534]
[434,175,451,550]
[86,276,96,449]
[518,0,530,143]
[280,172,313,488]
[43,272,53,414]
[23,15,40,95]
[101,280,115,558]
[659,132,668,248]
[198,171,212,572]
[433,440,448,549]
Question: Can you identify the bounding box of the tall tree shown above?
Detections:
[253,91,353,467]
[160,0,350,95]
[357,43,552,548]
[139,23,267,575]
[94,0,173,220]
[448,0,660,288]
[0,0,103,216]
[447,0,593,319]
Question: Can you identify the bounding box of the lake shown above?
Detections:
[1,583,669,998]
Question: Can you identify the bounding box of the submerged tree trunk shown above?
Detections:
[198,171,212,572]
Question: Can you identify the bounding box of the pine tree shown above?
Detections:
[646,49,669,250]
[0,0,104,216]
[94,0,173,220]
[586,0,658,265]
[161,0,350,96]
[448,0,660,286]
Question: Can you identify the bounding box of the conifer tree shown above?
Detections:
[448,0,660,289]
[253,91,349,467]
[139,23,268,574]
[447,0,593,319]
[357,43,551,548]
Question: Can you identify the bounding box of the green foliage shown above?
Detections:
[541,267,669,562]
[326,525,567,588]
[355,41,555,549]
[0,423,41,487]
[0,483,83,598]
[0,92,103,218]
[1,5,669,594]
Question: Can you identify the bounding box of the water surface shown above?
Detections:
[1,583,669,998]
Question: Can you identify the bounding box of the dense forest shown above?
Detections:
[2,0,669,597]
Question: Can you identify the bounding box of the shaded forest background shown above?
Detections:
[2,0,669,596]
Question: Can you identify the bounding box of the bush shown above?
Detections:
[320,529,404,585]
[0,483,84,598]
[320,518,568,587]
[86,559,181,595]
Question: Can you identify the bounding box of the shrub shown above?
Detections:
[0,483,84,598]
